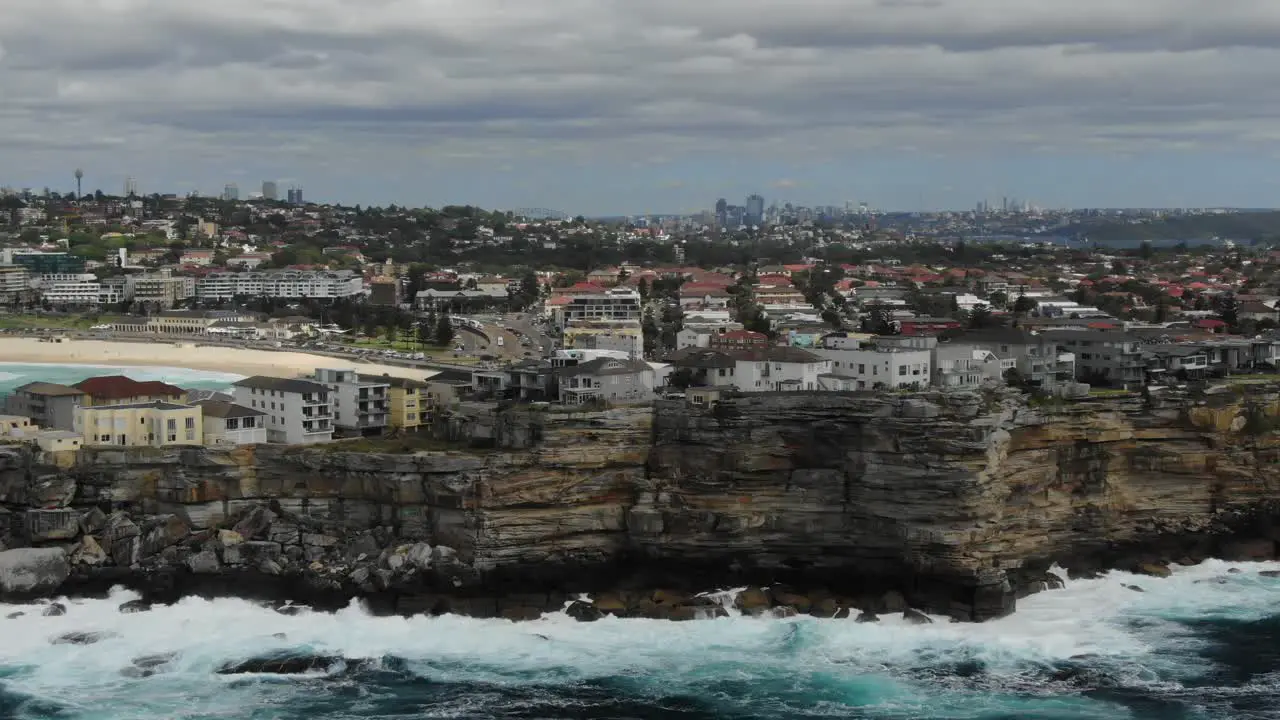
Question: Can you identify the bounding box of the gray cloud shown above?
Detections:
[4,0,1280,200]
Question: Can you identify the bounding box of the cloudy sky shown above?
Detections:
[4,0,1280,214]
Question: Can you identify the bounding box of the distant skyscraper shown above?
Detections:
[74,168,83,199]
[714,198,728,226]
[287,186,303,205]
[124,177,138,197]
[223,183,239,201]
[262,181,278,201]
[744,194,765,226]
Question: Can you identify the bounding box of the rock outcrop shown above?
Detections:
[2,389,1280,621]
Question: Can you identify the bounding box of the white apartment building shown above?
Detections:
[669,347,830,392]
[556,288,642,324]
[314,368,390,432]
[0,265,31,301]
[41,278,101,305]
[815,345,932,390]
[197,270,365,300]
[231,376,334,444]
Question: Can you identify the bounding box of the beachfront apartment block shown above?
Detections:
[0,265,32,303]
[231,376,334,444]
[73,400,203,447]
[196,270,365,300]
[74,375,187,407]
[359,374,427,429]
[191,399,268,445]
[315,368,389,432]
[131,274,196,308]
[4,382,87,431]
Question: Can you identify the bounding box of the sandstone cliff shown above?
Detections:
[2,388,1279,621]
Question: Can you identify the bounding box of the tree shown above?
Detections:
[968,304,994,329]
[1214,292,1239,331]
[435,314,455,346]
[385,324,398,345]
[1012,294,1038,315]
[988,291,1009,310]
[637,277,650,302]
[821,307,843,328]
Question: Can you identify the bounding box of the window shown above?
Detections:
[858,364,865,374]
[167,419,176,431]
[185,417,195,429]
[185,429,195,441]
[899,366,907,376]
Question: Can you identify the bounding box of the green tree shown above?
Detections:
[435,314,455,346]
[988,291,1009,310]
[1012,294,1038,315]
[969,304,994,329]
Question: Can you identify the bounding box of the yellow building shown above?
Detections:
[74,375,187,407]
[0,415,35,435]
[360,375,428,429]
[74,401,203,447]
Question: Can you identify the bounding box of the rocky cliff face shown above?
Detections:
[3,389,1280,621]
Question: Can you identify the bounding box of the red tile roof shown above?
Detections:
[74,375,186,400]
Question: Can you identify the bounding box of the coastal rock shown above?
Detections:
[185,550,220,575]
[855,611,879,623]
[734,587,771,613]
[52,631,115,646]
[42,602,67,616]
[217,654,357,675]
[118,599,151,614]
[903,609,933,625]
[0,547,70,598]
[1135,563,1172,578]
[70,536,108,566]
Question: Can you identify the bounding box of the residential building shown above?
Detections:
[132,274,195,308]
[197,270,365,300]
[314,368,390,433]
[232,376,334,444]
[425,370,472,410]
[932,343,1003,390]
[815,342,933,390]
[0,265,32,303]
[960,329,1074,391]
[471,360,556,401]
[34,430,83,452]
[75,375,187,407]
[557,357,656,404]
[4,382,86,430]
[557,287,643,325]
[708,330,770,350]
[667,347,830,391]
[415,288,508,311]
[369,278,400,306]
[1041,330,1142,389]
[0,415,35,435]
[1143,345,1210,380]
[562,320,644,359]
[40,277,101,305]
[192,400,268,445]
[73,401,202,447]
[359,374,428,429]
[8,251,85,275]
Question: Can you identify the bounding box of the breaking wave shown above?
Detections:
[2,560,1279,719]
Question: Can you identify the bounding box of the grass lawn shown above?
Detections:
[0,314,98,331]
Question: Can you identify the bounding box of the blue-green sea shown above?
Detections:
[1,561,1278,719]
[0,362,243,396]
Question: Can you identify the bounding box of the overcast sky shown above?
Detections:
[4,0,1280,214]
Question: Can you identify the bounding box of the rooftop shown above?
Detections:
[192,399,267,419]
[74,375,187,400]
[233,376,330,395]
[13,381,86,397]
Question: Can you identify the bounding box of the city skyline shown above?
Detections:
[5,1,1280,215]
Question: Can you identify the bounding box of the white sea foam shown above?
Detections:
[1,561,1278,719]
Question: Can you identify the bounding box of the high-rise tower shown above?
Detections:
[74,169,83,199]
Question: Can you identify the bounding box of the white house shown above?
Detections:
[556,358,656,404]
[814,345,932,390]
[193,399,268,445]
[668,347,830,392]
[231,376,334,444]
[314,368,390,432]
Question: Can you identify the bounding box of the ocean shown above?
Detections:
[1,561,1277,719]
[0,363,244,396]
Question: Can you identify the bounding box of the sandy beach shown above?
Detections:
[0,338,440,382]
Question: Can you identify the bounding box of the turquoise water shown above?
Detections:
[0,363,243,396]
[1,561,1278,719]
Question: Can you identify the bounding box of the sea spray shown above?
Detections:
[1,561,1278,719]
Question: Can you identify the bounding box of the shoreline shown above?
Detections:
[0,338,439,382]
